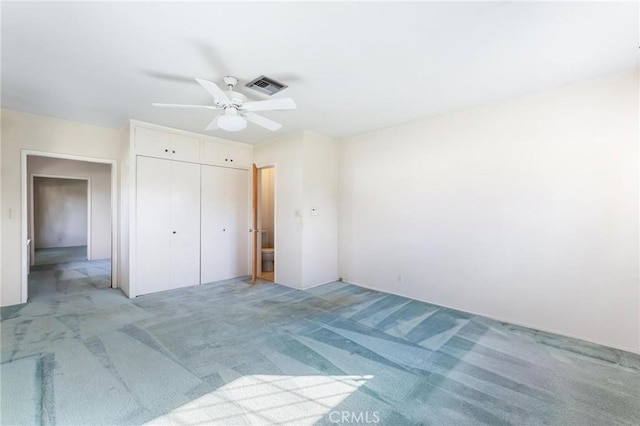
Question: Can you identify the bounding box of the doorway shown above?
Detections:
[257,166,275,282]
[31,175,90,265]
[21,152,118,303]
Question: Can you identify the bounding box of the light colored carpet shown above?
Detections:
[1,257,639,425]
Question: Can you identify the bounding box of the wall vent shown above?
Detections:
[245,75,288,96]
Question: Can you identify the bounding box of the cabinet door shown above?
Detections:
[135,127,201,162]
[201,140,252,169]
[170,161,201,289]
[136,127,173,159]
[201,166,250,283]
[171,133,201,163]
[136,156,172,295]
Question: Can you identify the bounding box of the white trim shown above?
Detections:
[128,133,137,297]
[30,173,92,261]
[21,150,118,303]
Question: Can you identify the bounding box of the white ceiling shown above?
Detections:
[2,2,638,144]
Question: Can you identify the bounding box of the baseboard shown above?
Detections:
[300,279,340,291]
[344,280,640,356]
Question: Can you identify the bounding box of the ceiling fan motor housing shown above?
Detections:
[223,76,238,88]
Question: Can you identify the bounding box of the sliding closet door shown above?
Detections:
[201,165,249,284]
[136,156,201,295]
[201,165,227,283]
[227,168,249,278]
[170,160,201,289]
[136,156,172,295]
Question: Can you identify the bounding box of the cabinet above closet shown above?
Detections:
[130,120,252,169]
[135,126,201,162]
[201,139,252,169]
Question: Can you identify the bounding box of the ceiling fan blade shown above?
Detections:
[241,98,296,112]
[242,112,282,131]
[152,103,219,110]
[196,78,230,104]
[205,116,219,131]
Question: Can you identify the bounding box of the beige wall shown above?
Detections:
[254,132,305,288]
[27,156,112,258]
[1,109,121,306]
[260,167,275,248]
[33,177,88,248]
[119,126,131,296]
[339,70,640,353]
[254,130,339,289]
[301,132,339,288]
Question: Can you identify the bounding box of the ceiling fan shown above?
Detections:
[153,76,296,132]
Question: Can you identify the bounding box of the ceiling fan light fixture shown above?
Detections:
[217,108,247,132]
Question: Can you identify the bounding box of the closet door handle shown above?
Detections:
[172,231,177,234]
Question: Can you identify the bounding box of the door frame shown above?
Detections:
[21,150,118,303]
[30,173,92,263]
[251,164,258,283]
[252,163,277,283]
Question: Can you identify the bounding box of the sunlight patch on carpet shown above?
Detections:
[146,374,373,425]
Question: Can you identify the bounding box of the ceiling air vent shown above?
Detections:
[245,75,288,96]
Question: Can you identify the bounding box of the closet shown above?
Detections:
[128,121,251,297]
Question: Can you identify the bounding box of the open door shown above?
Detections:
[251,163,258,284]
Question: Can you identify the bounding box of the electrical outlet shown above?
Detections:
[397,274,403,283]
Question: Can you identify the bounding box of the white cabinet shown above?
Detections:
[201,165,250,283]
[136,156,201,295]
[136,126,200,162]
[201,140,252,169]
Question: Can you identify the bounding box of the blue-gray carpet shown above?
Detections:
[34,245,88,265]
[1,258,639,425]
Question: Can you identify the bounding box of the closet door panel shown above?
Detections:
[227,168,250,277]
[200,165,229,284]
[170,161,201,289]
[136,156,172,295]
